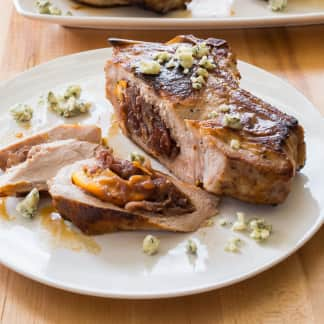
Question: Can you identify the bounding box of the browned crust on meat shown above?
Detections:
[107,36,302,162]
[108,35,240,103]
[52,195,168,235]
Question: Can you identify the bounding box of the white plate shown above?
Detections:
[0,48,323,299]
[14,0,324,29]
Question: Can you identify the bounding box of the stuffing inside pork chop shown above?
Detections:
[48,148,219,234]
[72,148,194,215]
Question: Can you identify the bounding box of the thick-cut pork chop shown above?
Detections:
[48,148,219,234]
[0,140,101,196]
[105,35,306,205]
[0,124,101,171]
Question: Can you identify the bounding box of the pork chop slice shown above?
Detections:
[0,139,101,196]
[48,151,219,234]
[0,124,101,171]
[105,35,306,205]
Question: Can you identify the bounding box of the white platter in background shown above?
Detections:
[14,0,324,29]
[0,48,323,299]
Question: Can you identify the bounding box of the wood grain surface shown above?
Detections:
[0,0,324,323]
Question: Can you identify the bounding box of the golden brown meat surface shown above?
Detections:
[105,35,306,205]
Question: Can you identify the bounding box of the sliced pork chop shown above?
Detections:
[0,140,101,196]
[105,35,306,205]
[0,124,101,171]
[48,149,219,234]
[75,0,189,13]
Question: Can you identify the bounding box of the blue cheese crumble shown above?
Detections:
[64,85,82,99]
[269,0,287,11]
[218,104,230,113]
[186,239,198,255]
[232,212,247,231]
[10,104,33,123]
[35,0,62,15]
[230,139,241,150]
[175,46,194,70]
[130,152,145,164]
[222,113,243,130]
[225,237,241,253]
[47,85,91,118]
[193,42,210,58]
[153,51,171,64]
[199,56,216,70]
[143,235,160,255]
[139,60,161,75]
[16,188,40,219]
[140,42,216,91]
[249,219,272,241]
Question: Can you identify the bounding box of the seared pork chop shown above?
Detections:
[105,35,306,205]
[0,140,101,196]
[75,0,189,13]
[48,148,219,234]
[0,124,101,171]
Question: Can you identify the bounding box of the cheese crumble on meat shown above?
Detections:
[230,139,241,150]
[192,42,210,58]
[222,114,243,130]
[130,152,145,164]
[199,56,216,70]
[154,51,171,64]
[175,46,194,70]
[141,42,216,90]
[139,60,161,75]
[218,104,230,113]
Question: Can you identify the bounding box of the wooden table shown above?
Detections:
[0,1,324,323]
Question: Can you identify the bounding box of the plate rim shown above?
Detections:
[13,0,324,29]
[0,47,323,299]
